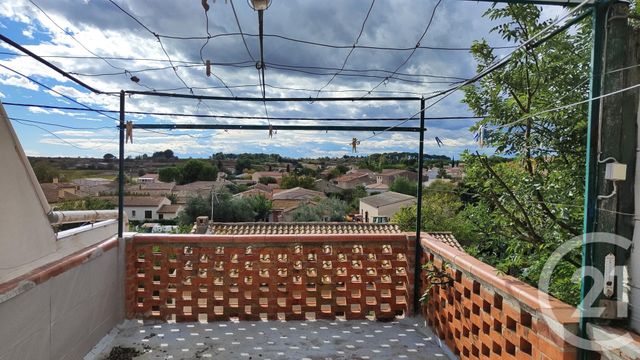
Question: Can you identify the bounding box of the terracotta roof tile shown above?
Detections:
[207,222,403,235]
[425,232,464,252]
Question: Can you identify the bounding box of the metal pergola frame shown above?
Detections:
[115,89,429,314]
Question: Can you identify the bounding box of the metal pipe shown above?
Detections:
[133,123,422,132]
[118,90,125,238]
[579,4,607,359]
[48,210,118,225]
[413,98,426,314]
[124,90,421,102]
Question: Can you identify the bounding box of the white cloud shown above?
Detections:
[0,0,542,158]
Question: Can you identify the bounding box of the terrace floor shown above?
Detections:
[88,317,450,360]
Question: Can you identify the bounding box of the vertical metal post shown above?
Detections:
[118,90,125,238]
[579,3,607,359]
[413,98,425,314]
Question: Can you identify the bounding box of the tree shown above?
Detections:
[159,166,181,183]
[280,174,316,190]
[290,203,323,222]
[246,195,272,221]
[458,4,589,305]
[436,168,447,179]
[235,156,251,174]
[259,176,277,185]
[181,159,218,184]
[32,161,59,183]
[55,197,116,211]
[388,176,417,196]
[318,197,348,221]
[103,153,116,162]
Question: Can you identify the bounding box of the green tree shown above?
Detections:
[159,166,181,183]
[318,197,348,221]
[280,174,316,190]
[55,197,116,211]
[259,176,277,185]
[459,4,589,304]
[290,203,323,222]
[181,159,218,184]
[246,195,273,221]
[388,176,417,196]
[32,161,59,183]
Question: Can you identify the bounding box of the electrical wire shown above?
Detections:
[362,0,443,97]
[28,0,155,91]
[8,116,114,130]
[2,101,484,121]
[0,63,119,121]
[28,0,120,71]
[0,51,470,81]
[358,0,592,143]
[229,0,257,62]
[151,30,517,52]
[11,119,114,150]
[315,0,375,98]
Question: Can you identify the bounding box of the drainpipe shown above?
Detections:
[48,210,119,225]
[629,94,640,332]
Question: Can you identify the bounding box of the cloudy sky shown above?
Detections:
[0,0,566,159]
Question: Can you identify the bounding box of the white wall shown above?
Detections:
[0,103,56,280]
[0,236,123,360]
[124,200,169,221]
[359,199,415,223]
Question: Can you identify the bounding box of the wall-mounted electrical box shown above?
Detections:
[605,163,627,181]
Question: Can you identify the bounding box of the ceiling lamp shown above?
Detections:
[249,0,270,11]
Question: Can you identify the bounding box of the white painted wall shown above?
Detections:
[0,240,123,360]
[0,103,56,280]
[359,199,416,223]
[124,199,170,221]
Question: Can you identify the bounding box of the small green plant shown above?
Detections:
[420,261,453,304]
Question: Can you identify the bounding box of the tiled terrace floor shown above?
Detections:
[89,317,450,360]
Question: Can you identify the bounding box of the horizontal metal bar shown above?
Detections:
[124,90,421,102]
[133,124,422,132]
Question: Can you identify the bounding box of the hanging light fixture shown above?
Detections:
[249,0,270,11]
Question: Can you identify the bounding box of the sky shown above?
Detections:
[0,0,566,159]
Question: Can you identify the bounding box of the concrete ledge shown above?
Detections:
[0,235,118,304]
[588,323,640,360]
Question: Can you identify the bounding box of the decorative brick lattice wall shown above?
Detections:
[126,234,413,322]
[420,237,579,360]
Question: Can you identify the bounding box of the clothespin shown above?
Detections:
[202,0,210,12]
[435,136,444,148]
[125,121,133,144]
[351,137,359,153]
[205,60,211,77]
[268,124,274,138]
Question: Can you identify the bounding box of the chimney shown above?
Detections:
[195,216,209,234]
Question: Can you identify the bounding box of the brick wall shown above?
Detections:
[126,233,414,322]
[419,234,580,360]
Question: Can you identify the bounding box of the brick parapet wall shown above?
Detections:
[420,234,580,360]
[126,233,412,322]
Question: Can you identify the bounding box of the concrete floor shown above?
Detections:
[89,317,451,360]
